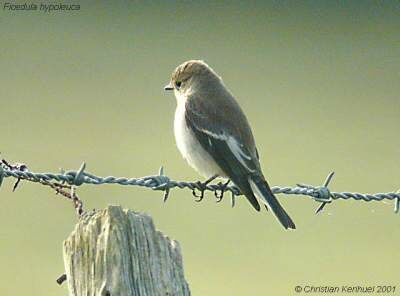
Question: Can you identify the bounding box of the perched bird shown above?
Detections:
[164,60,295,229]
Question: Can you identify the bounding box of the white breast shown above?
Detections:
[174,102,225,178]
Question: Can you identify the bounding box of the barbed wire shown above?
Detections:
[0,159,399,216]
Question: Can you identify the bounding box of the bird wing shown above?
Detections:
[185,93,262,211]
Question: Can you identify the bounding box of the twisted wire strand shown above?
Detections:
[0,162,399,213]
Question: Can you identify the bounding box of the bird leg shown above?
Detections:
[192,174,218,202]
[215,180,231,202]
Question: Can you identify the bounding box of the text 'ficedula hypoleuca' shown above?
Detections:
[164,60,295,230]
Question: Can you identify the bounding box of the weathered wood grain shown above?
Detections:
[63,205,190,296]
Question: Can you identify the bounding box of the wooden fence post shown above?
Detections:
[63,205,191,296]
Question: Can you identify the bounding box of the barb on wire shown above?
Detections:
[297,171,335,214]
[1,159,27,191]
[0,158,399,215]
[0,159,84,217]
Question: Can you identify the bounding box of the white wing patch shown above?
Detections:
[199,127,226,140]
[197,126,256,173]
[226,136,256,173]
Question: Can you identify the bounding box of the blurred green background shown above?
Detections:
[0,1,399,295]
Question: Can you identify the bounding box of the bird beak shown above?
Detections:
[164,83,173,91]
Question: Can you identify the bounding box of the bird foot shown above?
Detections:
[215,180,231,202]
[192,175,218,202]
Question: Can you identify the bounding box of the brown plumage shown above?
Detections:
[165,60,296,229]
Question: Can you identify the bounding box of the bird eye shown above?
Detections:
[175,81,182,89]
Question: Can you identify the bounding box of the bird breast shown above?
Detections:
[174,102,226,179]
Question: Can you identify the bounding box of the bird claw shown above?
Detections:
[214,180,230,203]
[191,175,218,202]
[215,192,223,202]
[193,193,204,202]
[192,182,206,202]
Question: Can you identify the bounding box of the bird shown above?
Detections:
[164,60,295,230]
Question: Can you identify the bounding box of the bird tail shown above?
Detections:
[248,175,296,230]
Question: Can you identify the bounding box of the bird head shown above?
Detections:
[164,60,221,96]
